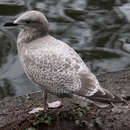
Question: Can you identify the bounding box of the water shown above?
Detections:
[0,0,130,98]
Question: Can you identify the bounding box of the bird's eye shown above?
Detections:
[24,19,32,24]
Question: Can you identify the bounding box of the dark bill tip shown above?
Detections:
[3,22,18,27]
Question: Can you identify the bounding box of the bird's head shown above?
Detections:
[4,10,49,35]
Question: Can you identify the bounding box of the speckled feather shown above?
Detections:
[15,10,124,104]
[18,34,100,97]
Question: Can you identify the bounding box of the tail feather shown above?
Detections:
[87,88,125,104]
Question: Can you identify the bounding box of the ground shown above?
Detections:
[0,69,130,130]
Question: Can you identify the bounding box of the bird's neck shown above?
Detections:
[17,29,48,44]
[17,29,48,56]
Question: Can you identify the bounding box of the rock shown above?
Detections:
[1,69,130,130]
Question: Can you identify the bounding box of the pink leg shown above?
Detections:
[43,91,48,110]
[28,91,48,114]
[29,97,63,114]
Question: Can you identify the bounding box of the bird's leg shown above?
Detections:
[60,98,64,106]
[29,96,63,114]
[48,98,63,109]
[43,91,48,110]
[28,91,48,114]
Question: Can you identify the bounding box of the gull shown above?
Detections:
[4,10,125,112]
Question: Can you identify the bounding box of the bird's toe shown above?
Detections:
[48,100,63,109]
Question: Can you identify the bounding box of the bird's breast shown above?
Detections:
[20,48,82,95]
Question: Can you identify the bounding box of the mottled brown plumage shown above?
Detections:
[5,10,125,110]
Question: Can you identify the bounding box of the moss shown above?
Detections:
[29,104,94,129]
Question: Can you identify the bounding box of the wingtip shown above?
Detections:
[87,87,126,104]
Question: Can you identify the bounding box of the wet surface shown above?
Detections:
[1,0,130,98]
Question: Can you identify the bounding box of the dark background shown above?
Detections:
[0,0,130,98]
